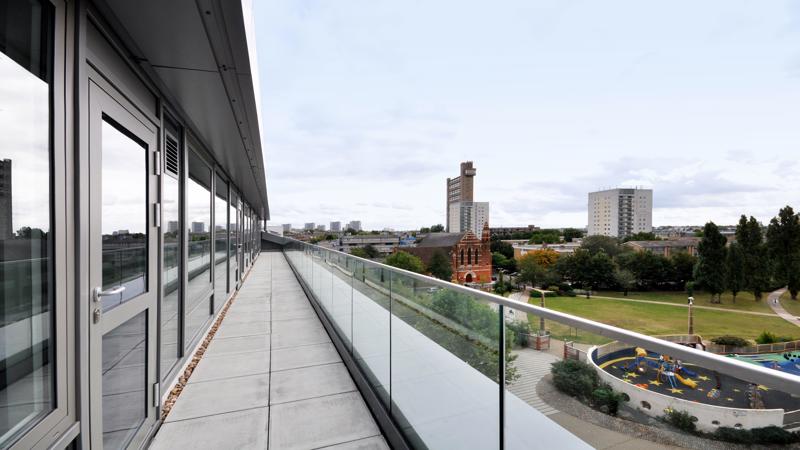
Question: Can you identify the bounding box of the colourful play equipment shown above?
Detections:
[621,348,699,390]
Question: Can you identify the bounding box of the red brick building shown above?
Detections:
[406,223,492,284]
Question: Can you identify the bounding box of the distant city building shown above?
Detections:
[513,241,582,259]
[338,235,399,255]
[446,161,476,232]
[0,159,11,239]
[588,188,652,238]
[489,225,539,237]
[316,224,325,231]
[304,222,315,231]
[347,220,362,231]
[624,237,700,257]
[405,223,491,284]
[330,221,341,232]
[448,201,490,235]
[191,222,205,233]
[167,221,179,233]
[282,223,292,233]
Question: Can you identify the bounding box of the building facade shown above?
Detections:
[304,222,315,230]
[347,220,362,231]
[446,161,476,232]
[513,241,582,258]
[405,224,492,284]
[338,235,400,255]
[588,188,653,238]
[624,237,701,257]
[448,201,490,234]
[0,2,267,448]
[330,221,341,232]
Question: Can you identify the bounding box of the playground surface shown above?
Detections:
[728,352,800,377]
[597,348,800,411]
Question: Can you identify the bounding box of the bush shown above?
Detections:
[591,385,625,416]
[710,335,750,347]
[713,425,799,445]
[755,331,794,344]
[551,359,599,400]
[506,321,530,347]
[664,409,697,434]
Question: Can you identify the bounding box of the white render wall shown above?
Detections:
[588,188,652,238]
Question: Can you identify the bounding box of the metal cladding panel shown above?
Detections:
[102,0,268,218]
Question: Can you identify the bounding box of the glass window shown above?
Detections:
[160,118,181,377]
[185,150,211,345]
[0,0,55,444]
[100,120,148,310]
[229,191,238,286]
[214,174,228,309]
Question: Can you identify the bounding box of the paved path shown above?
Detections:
[508,348,559,416]
[767,287,800,327]
[150,253,387,450]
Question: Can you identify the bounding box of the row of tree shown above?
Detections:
[695,207,800,302]
[508,206,800,303]
[384,249,453,281]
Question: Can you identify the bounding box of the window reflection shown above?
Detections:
[160,122,181,377]
[101,120,147,310]
[229,192,238,286]
[0,0,55,444]
[185,152,211,344]
[214,174,228,309]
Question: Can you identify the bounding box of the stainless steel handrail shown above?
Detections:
[285,238,800,396]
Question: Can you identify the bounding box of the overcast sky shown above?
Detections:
[255,1,800,230]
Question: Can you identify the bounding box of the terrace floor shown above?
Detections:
[149,252,388,449]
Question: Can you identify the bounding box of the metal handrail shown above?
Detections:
[285,237,800,395]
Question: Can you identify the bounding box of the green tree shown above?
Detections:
[491,240,515,259]
[362,244,380,259]
[737,215,770,301]
[385,251,425,273]
[726,242,745,303]
[430,224,445,232]
[528,229,561,244]
[428,250,453,281]
[562,228,584,242]
[622,231,659,242]
[694,222,728,303]
[767,206,800,300]
[670,251,698,287]
[517,253,544,287]
[419,226,431,234]
[586,251,616,294]
[580,235,622,257]
[350,247,369,258]
[614,268,636,296]
[561,249,614,297]
[492,252,516,273]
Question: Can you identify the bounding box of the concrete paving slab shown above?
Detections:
[318,435,389,449]
[269,392,380,450]
[271,317,325,336]
[166,373,269,422]
[215,320,270,339]
[270,362,355,404]
[189,350,270,383]
[204,334,270,357]
[150,407,268,450]
[271,325,331,349]
[271,342,341,372]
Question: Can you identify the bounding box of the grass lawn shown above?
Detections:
[596,290,774,314]
[532,296,800,345]
[780,290,800,317]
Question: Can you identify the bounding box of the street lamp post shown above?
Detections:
[687,296,694,335]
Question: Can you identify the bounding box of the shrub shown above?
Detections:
[713,427,751,444]
[551,359,599,400]
[750,426,798,445]
[664,409,696,434]
[591,385,625,416]
[755,331,794,344]
[506,321,530,347]
[710,335,750,347]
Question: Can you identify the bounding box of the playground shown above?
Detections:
[728,352,800,377]
[596,347,800,411]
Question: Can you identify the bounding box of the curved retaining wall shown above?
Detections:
[589,345,785,432]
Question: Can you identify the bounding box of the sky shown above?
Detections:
[254,0,800,230]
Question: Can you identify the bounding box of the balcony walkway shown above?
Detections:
[149,252,388,449]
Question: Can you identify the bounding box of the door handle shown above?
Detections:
[93,285,126,303]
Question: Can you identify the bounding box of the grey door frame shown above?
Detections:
[87,74,159,449]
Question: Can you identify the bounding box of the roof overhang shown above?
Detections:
[99,0,269,219]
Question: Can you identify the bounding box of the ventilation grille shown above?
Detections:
[165,134,179,177]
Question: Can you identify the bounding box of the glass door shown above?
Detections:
[87,78,158,449]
